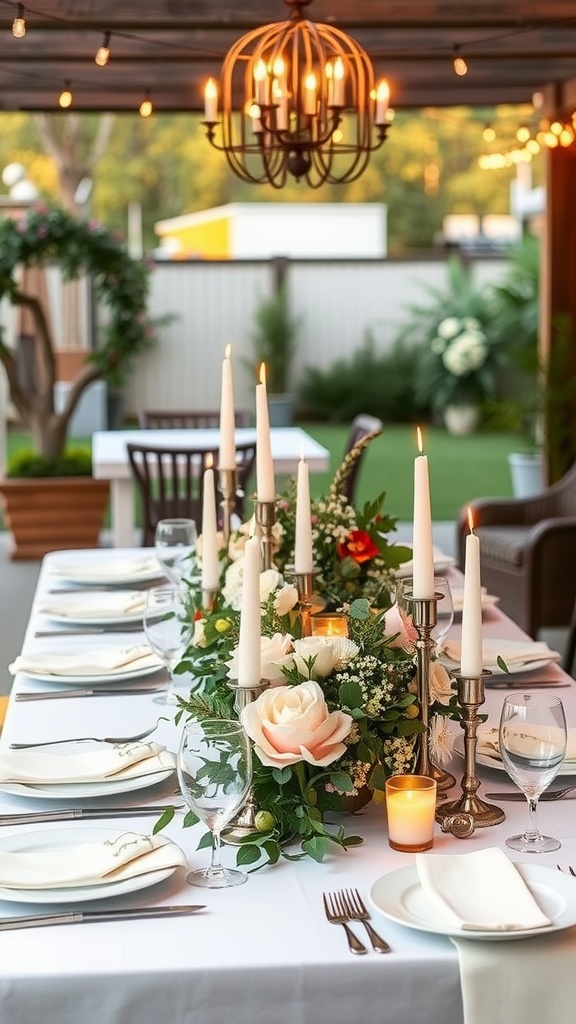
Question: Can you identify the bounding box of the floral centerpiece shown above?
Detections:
[160,439,459,866]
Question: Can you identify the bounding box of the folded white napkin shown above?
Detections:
[450,587,499,613]
[415,847,551,932]
[9,645,162,677]
[477,725,576,762]
[39,592,148,620]
[396,546,457,575]
[50,557,161,582]
[0,831,186,890]
[442,638,561,669]
[0,742,175,785]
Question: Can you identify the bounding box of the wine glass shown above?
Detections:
[499,693,567,853]
[395,576,454,653]
[154,518,197,585]
[143,586,194,706]
[177,718,252,888]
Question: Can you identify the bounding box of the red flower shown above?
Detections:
[337,529,379,564]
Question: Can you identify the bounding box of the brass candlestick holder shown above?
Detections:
[222,678,270,844]
[254,498,277,570]
[405,586,456,793]
[218,467,238,543]
[435,672,505,828]
[284,565,321,637]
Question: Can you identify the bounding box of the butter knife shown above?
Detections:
[484,790,576,801]
[0,807,179,825]
[0,906,205,930]
[16,686,167,701]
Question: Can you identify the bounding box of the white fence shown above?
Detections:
[125,256,507,419]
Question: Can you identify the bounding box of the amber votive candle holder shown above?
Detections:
[309,612,349,637]
[385,775,437,852]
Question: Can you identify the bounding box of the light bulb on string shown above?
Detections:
[58,81,72,109]
[139,93,153,118]
[95,31,111,67]
[453,46,468,76]
[516,125,531,144]
[482,124,496,142]
[12,3,25,38]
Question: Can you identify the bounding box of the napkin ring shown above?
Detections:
[439,812,475,839]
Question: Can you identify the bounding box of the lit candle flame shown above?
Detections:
[416,425,424,454]
[259,362,267,385]
[205,453,214,470]
[467,506,475,533]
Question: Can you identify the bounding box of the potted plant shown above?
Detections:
[249,283,300,427]
[0,203,157,558]
[396,257,506,434]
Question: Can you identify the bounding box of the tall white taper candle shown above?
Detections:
[237,535,262,687]
[255,363,276,502]
[201,456,220,592]
[219,344,236,471]
[295,457,313,573]
[412,428,435,598]
[461,509,483,677]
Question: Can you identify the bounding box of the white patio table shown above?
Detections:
[92,427,331,547]
[0,551,575,1024]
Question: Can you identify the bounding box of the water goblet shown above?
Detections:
[499,693,567,853]
[143,586,193,706]
[154,518,197,585]
[395,576,454,653]
[177,718,252,888]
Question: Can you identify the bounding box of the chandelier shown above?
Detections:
[202,0,391,189]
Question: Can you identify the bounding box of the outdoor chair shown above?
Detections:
[338,414,383,504]
[138,409,251,429]
[455,460,576,638]
[127,440,256,546]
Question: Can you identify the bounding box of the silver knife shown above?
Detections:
[0,807,178,825]
[486,680,571,689]
[0,906,205,930]
[35,627,144,637]
[484,791,576,801]
[16,686,167,701]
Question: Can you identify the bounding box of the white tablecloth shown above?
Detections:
[1,551,575,1024]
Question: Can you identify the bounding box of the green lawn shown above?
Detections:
[4,423,521,526]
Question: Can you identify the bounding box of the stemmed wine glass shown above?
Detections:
[177,718,252,888]
[395,576,454,653]
[143,586,194,705]
[499,693,567,853]
[154,518,197,585]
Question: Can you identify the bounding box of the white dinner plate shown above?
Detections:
[20,661,163,686]
[453,737,576,777]
[43,610,145,628]
[50,560,163,586]
[369,863,576,940]
[0,827,182,904]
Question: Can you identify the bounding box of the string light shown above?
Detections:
[516,125,531,143]
[139,92,153,117]
[12,3,25,38]
[58,81,72,108]
[453,46,468,77]
[95,31,111,67]
[482,124,496,142]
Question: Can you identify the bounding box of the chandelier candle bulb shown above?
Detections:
[201,456,220,593]
[295,457,313,574]
[204,77,218,122]
[303,72,317,115]
[412,429,435,599]
[385,775,437,853]
[375,79,390,125]
[219,344,236,471]
[237,536,262,687]
[255,364,276,502]
[461,510,483,677]
[332,57,345,106]
[253,59,268,106]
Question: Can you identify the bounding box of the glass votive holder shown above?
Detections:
[385,775,437,853]
[309,612,348,637]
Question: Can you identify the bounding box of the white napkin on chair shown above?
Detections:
[50,557,162,582]
[0,831,186,889]
[9,645,162,677]
[441,638,561,670]
[415,848,551,932]
[476,725,576,762]
[38,592,148,620]
[0,742,175,785]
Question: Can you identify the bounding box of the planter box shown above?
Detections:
[0,477,110,560]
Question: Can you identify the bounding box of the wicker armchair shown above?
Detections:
[456,461,576,638]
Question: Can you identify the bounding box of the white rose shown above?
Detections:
[240,679,353,768]
[259,569,283,602]
[429,661,455,706]
[290,636,339,678]
[274,582,299,616]
[437,317,461,341]
[221,559,244,610]
[226,632,294,685]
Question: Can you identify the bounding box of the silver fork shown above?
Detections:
[322,892,367,955]
[10,719,163,749]
[339,888,391,953]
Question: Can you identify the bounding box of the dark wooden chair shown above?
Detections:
[138,409,252,429]
[337,414,383,504]
[127,441,256,545]
[456,460,576,639]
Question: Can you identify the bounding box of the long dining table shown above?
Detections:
[92,427,331,547]
[1,548,575,1024]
